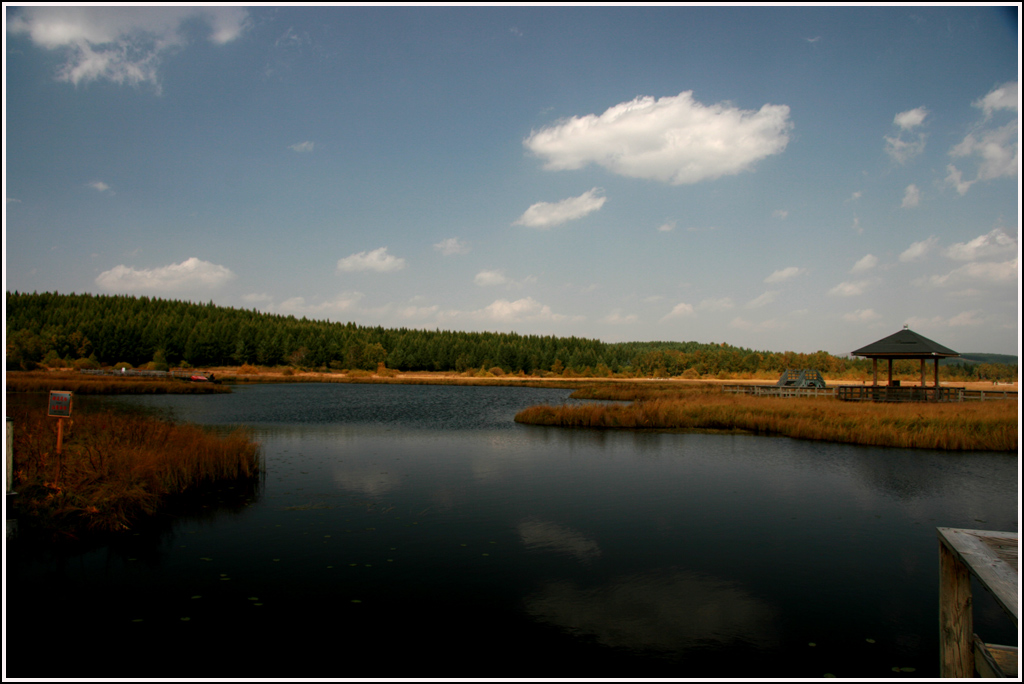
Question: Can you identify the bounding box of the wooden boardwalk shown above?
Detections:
[722,385,834,398]
[938,527,1018,678]
[723,384,1015,402]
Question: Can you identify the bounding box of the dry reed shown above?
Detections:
[7,399,262,536]
[515,392,1017,451]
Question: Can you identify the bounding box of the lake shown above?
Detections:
[5,383,1018,678]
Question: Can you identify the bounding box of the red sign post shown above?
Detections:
[48,391,73,455]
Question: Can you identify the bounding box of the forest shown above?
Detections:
[5,291,1018,382]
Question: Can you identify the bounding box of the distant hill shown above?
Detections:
[943,353,1018,366]
[4,291,1019,382]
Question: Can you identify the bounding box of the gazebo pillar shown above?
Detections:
[921,358,926,387]
[934,358,939,388]
[872,358,878,386]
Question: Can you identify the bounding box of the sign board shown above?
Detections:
[48,391,73,418]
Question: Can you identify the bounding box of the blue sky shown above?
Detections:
[4,6,1019,356]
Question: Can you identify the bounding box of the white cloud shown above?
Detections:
[279,292,364,316]
[660,302,694,321]
[974,81,1018,118]
[894,107,929,130]
[901,184,921,208]
[944,228,1016,261]
[851,216,863,234]
[289,141,314,153]
[850,254,878,274]
[884,133,926,164]
[88,181,112,193]
[884,109,929,164]
[763,267,803,284]
[903,315,944,330]
[7,7,250,91]
[434,237,470,256]
[843,308,880,323]
[943,164,973,196]
[922,258,1018,288]
[601,309,639,325]
[946,82,1018,194]
[474,270,510,287]
[949,122,1018,182]
[523,91,792,185]
[337,247,406,273]
[947,310,985,327]
[95,257,235,292]
[478,297,566,324]
[746,291,779,308]
[828,280,872,297]
[656,221,676,233]
[906,311,989,329]
[698,297,734,312]
[513,188,606,228]
[241,292,273,305]
[772,209,789,219]
[396,303,440,320]
[899,236,938,263]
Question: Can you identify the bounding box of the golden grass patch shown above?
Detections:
[515,392,1017,451]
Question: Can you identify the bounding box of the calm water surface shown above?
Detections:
[7,384,1018,678]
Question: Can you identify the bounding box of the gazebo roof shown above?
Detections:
[852,327,959,358]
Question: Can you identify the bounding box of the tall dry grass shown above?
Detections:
[8,399,262,536]
[515,393,1018,451]
[567,383,720,402]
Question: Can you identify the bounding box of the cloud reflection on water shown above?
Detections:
[331,464,400,496]
[524,569,777,652]
[517,518,602,562]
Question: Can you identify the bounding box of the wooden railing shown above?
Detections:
[937,528,1017,677]
[961,389,1018,401]
[836,385,964,402]
[722,385,834,398]
[724,384,1014,402]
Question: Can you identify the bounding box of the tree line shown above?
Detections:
[5,291,1017,382]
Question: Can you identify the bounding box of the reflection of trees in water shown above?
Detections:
[517,518,602,562]
[524,569,777,652]
[12,478,263,571]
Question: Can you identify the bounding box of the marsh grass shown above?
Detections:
[568,382,720,402]
[6,371,231,395]
[7,397,262,537]
[516,391,1017,451]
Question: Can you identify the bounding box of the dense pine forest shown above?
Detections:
[5,291,1017,382]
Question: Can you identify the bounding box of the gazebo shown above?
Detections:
[841,326,961,402]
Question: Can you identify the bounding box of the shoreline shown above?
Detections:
[208,368,1019,393]
[10,368,1016,394]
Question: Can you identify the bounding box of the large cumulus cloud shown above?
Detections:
[524,91,792,185]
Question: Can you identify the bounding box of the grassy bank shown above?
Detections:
[6,370,232,395]
[515,390,1018,451]
[7,397,262,537]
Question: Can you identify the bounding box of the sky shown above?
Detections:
[3,5,1020,357]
